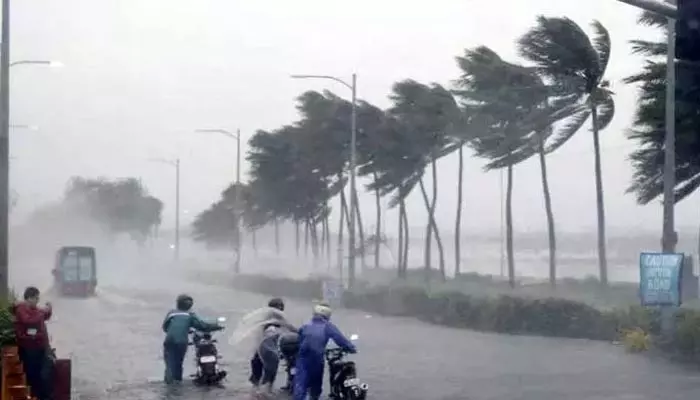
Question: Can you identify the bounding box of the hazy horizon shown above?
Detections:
[8,0,697,245]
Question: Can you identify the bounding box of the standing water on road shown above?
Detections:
[36,260,700,400]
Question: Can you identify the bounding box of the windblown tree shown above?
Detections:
[387,80,461,282]
[355,100,393,270]
[518,16,616,286]
[625,11,700,236]
[64,177,163,244]
[454,46,554,288]
[246,123,333,266]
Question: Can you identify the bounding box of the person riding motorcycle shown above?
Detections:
[249,297,297,393]
[293,302,356,400]
[162,294,223,384]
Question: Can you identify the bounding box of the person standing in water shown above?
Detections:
[161,294,223,384]
[249,298,297,394]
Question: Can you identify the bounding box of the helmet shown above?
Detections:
[268,297,285,311]
[313,302,332,319]
[176,294,193,311]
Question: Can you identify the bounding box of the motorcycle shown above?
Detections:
[189,316,228,386]
[278,331,300,394]
[326,334,368,400]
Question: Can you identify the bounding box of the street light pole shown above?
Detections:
[0,0,10,301]
[614,0,676,17]
[663,4,677,253]
[9,60,62,68]
[290,73,359,288]
[195,128,242,273]
[615,0,678,253]
[175,158,180,261]
[149,158,181,262]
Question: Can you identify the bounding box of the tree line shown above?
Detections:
[192,14,699,288]
[24,177,163,245]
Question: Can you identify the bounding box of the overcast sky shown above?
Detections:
[8,0,693,236]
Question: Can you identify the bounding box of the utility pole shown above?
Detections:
[615,0,679,253]
[348,73,357,289]
[662,2,677,253]
[0,0,11,300]
[174,158,180,262]
[195,128,242,273]
[235,129,241,273]
[290,73,358,288]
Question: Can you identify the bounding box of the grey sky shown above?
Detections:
[8,0,690,235]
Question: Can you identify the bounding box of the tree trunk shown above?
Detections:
[352,188,367,272]
[295,221,300,257]
[454,144,465,277]
[252,229,258,255]
[274,219,280,255]
[397,197,405,279]
[419,178,436,283]
[310,221,320,266]
[537,134,557,288]
[430,159,445,280]
[341,190,353,244]
[373,171,382,270]
[304,222,309,258]
[321,215,327,259]
[591,106,608,286]
[324,215,331,270]
[402,198,410,276]
[506,164,515,288]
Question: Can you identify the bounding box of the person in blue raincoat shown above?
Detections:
[162,294,223,383]
[293,302,356,400]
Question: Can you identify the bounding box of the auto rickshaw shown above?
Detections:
[52,246,97,297]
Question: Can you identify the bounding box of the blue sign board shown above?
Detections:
[639,252,684,307]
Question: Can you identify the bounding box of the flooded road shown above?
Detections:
[36,262,700,400]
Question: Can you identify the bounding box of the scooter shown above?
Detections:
[190,316,228,386]
[326,334,368,400]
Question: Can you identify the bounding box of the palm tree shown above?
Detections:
[518,17,616,286]
[454,46,552,288]
[387,80,459,281]
[625,12,700,254]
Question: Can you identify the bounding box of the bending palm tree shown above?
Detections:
[518,17,616,286]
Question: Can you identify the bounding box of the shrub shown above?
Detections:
[622,328,651,353]
[227,274,700,356]
[0,291,16,347]
[670,309,700,358]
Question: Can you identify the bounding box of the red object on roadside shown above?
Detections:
[52,359,71,400]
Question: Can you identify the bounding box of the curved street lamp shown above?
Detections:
[195,128,242,272]
[290,73,359,288]
[149,157,181,262]
[10,60,63,68]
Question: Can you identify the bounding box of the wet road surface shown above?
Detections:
[35,262,700,400]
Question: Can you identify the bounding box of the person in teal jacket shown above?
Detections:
[162,294,223,383]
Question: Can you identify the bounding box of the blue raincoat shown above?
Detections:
[293,316,356,400]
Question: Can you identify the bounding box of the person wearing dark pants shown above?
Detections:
[163,342,188,383]
[12,286,53,400]
[249,352,264,385]
[161,294,223,384]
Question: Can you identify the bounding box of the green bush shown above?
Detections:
[228,274,700,359]
[231,274,616,340]
[0,292,16,347]
[232,274,324,301]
